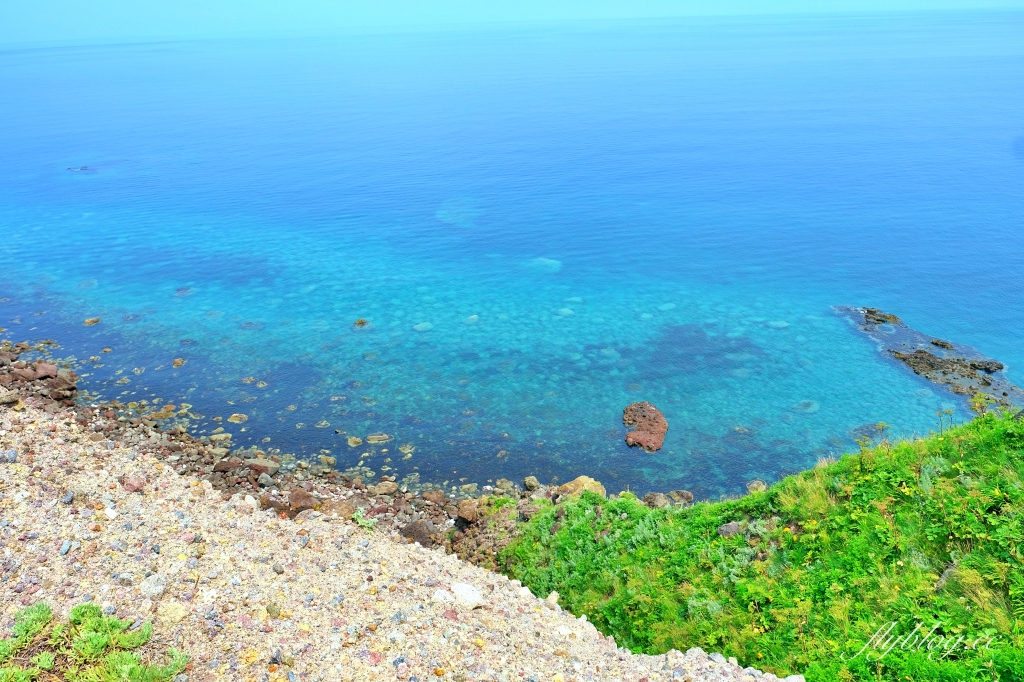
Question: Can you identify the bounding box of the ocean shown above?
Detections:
[2,11,1023,499]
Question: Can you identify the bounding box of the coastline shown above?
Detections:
[0,339,800,682]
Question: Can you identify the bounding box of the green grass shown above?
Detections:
[0,603,187,681]
[500,410,1024,681]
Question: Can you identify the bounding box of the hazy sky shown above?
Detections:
[3,0,1023,47]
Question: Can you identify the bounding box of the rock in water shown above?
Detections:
[837,305,1024,409]
[622,401,668,452]
[526,257,562,274]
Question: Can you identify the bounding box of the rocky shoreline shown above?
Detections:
[0,340,700,562]
[0,337,800,682]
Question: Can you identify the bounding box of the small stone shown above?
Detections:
[431,589,455,604]
[288,487,317,514]
[717,521,742,537]
[667,489,694,505]
[457,499,478,523]
[400,519,437,548]
[545,591,560,608]
[272,563,284,575]
[642,492,670,509]
[61,491,75,504]
[371,481,399,496]
[746,479,768,493]
[123,476,146,493]
[35,362,58,378]
[156,600,188,626]
[247,458,280,475]
[347,437,363,447]
[320,499,356,520]
[213,457,243,472]
[59,540,72,556]
[421,490,445,505]
[84,317,101,326]
[266,602,281,618]
[0,449,18,464]
[556,476,606,498]
[227,413,248,424]
[140,573,168,600]
[451,583,484,609]
[257,473,274,487]
[495,478,514,492]
[523,476,541,491]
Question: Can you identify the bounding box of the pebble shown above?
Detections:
[140,573,168,600]
[451,582,484,609]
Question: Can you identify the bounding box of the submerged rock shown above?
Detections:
[525,257,562,274]
[837,306,1024,408]
[746,479,768,493]
[622,401,668,452]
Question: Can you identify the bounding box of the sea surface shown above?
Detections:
[2,11,1023,498]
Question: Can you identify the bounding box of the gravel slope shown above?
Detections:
[1,402,803,682]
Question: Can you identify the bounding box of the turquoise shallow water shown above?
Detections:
[2,12,1023,498]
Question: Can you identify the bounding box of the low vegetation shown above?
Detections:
[500,409,1024,681]
[0,602,187,682]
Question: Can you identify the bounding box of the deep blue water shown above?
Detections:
[2,12,1023,498]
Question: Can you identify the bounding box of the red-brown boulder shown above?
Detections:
[623,401,668,453]
[288,487,318,514]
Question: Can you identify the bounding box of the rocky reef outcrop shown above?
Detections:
[837,306,1024,408]
[622,401,668,452]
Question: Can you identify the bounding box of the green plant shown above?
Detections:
[0,603,186,682]
[500,409,1024,682]
[352,507,377,530]
[970,392,997,415]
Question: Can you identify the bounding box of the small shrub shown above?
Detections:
[0,602,187,682]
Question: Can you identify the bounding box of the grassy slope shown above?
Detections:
[500,411,1024,681]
